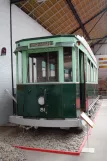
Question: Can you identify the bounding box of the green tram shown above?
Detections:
[9,35,99,128]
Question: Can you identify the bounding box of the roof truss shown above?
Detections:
[66,0,90,39]
[10,0,107,47]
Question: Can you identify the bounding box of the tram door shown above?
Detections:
[79,51,86,111]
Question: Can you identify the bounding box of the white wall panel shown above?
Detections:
[0,0,12,124]
[94,38,107,55]
[95,39,107,90]
[0,0,51,124]
[12,4,51,87]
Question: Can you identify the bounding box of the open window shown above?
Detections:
[28,51,58,83]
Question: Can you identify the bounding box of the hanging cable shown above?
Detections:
[95,38,107,54]
[88,11,106,34]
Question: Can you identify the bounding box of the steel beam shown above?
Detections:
[95,38,107,54]
[66,0,90,39]
[88,36,107,41]
[95,43,107,44]
[11,0,26,4]
[71,7,107,34]
[91,36,107,47]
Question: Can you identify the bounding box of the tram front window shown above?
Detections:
[28,52,58,83]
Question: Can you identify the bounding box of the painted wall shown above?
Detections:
[0,0,51,125]
[94,38,107,56]
[94,38,107,90]
[12,4,51,87]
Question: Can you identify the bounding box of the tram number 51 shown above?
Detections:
[40,108,45,112]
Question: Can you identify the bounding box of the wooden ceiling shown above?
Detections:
[12,0,107,44]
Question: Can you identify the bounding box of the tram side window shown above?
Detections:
[87,59,91,82]
[95,68,97,83]
[84,55,87,82]
[42,62,56,78]
[63,47,72,82]
[94,68,96,82]
[17,52,22,83]
[42,61,46,77]
[93,67,95,83]
[91,63,94,82]
[97,68,98,83]
[76,49,79,82]
[93,66,95,82]
[28,58,37,83]
[49,53,58,81]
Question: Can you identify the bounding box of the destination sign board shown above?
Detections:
[30,41,53,48]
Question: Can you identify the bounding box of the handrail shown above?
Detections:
[99,90,107,96]
[5,89,17,103]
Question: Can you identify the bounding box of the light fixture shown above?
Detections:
[77,41,81,46]
[38,96,45,105]
[37,0,46,3]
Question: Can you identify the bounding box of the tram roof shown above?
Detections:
[16,35,76,43]
[16,34,97,65]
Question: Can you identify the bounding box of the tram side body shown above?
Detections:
[17,82,98,120]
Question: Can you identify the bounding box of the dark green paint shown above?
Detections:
[79,51,86,111]
[86,84,98,107]
[17,84,77,118]
[62,84,76,118]
[17,83,98,119]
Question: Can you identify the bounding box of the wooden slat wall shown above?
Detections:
[16,0,107,39]
[72,0,106,23]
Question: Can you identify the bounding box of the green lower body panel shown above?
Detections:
[86,84,98,107]
[17,84,77,119]
[17,83,98,119]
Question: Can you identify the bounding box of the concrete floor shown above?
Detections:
[23,99,107,161]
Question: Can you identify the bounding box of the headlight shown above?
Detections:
[38,97,45,105]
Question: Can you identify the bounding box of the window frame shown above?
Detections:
[28,51,59,83]
[16,52,23,84]
[63,47,73,82]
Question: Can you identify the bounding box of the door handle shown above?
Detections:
[28,90,31,94]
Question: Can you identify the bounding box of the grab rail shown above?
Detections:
[5,89,17,103]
